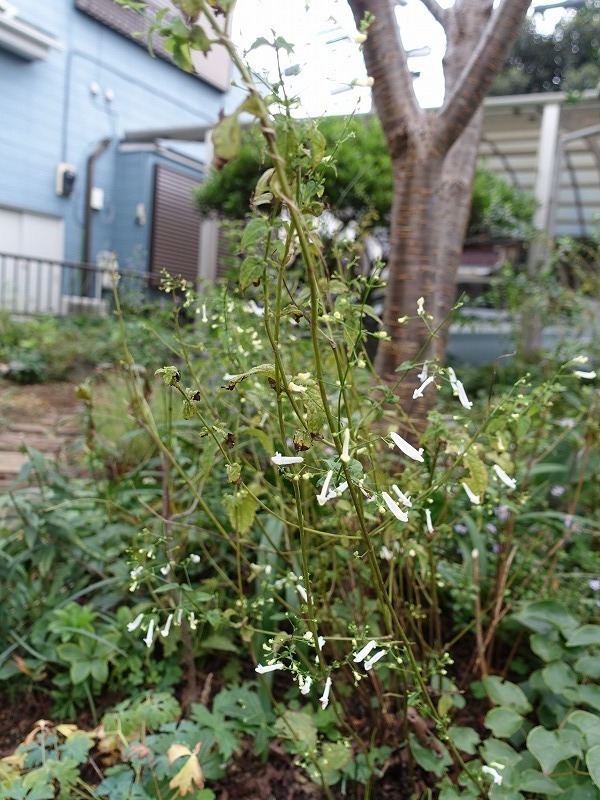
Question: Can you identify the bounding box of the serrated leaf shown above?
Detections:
[463,451,488,496]
[223,363,276,390]
[239,255,265,290]
[212,112,241,168]
[566,625,600,648]
[483,676,532,714]
[484,707,524,738]
[226,463,241,483]
[293,429,312,452]
[240,217,269,251]
[222,491,257,535]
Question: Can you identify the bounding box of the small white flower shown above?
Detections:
[418,363,428,383]
[390,432,424,462]
[175,608,183,626]
[298,372,311,381]
[316,470,334,506]
[143,618,155,649]
[299,674,313,695]
[382,491,409,522]
[271,452,304,466]
[416,297,425,316]
[190,553,201,564]
[317,636,326,649]
[412,374,435,400]
[332,481,348,497]
[255,662,285,674]
[461,482,481,505]
[353,640,378,663]
[189,612,198,630]
[574,370,596,379]
[130,565,143,580]
[447,367,459,393]
[320,676,332,709]
[456,380,473,410]
[425,508,434,534]
[492,464,517,490]
[352,76,374,87]
[161,613,173,638]
[379,545,393,561]
[340,428,351,463]
[482,765,503,786]
[364,649,386,671]
[297,584,308,603]
[201,304,208,323]
[160,565,170,576]
[391,484,412,507]
[246,300,264,317]
[127,612,144,632]
[288,381,307,393]
[572,355,588,364]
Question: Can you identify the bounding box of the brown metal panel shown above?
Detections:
[150,165,202,286]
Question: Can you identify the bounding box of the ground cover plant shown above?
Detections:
[1,2,600,798]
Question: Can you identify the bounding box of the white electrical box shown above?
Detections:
[90,187,104,211]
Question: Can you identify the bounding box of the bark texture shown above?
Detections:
[347,0,531,412]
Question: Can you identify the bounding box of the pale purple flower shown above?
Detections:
[494,505,510,521]
[454,523,468,535]
[588,579,600,592]
[550,485,565,498]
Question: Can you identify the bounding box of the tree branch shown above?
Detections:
[347,0,422,157]
[437,0,530,151]
[418,0,447,28]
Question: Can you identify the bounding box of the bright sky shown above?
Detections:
[230,0,566,116]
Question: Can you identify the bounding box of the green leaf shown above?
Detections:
[530,633,564,662]
[463,451,488,496]
[212,112,241,167]
[275,710,317,751]
[60,731,94,763]
[574,685,600,711]
[240,217,269,250]
[239,255,265,290]
[198,634,238,654]
[70,660,91,684]
[189,24,211,52]
[514,601,579,637]
[222,491,257,535]
[222,363,276,390]
[566,625,600,648]
[480,738,523,768]
[541,661,578,695]
[448,725,481,754]
[527,726,583,774]
[91,659,109,684]
[484,707,525,738]
[518,770,563,795]
[408,733,452,778]
[565,710,600,748]
[321,740,352,771]
[573,654,600,680]
[226,463,241,484]
[586,744,600,789]
[483,676,532,715]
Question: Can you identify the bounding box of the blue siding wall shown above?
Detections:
[0,0,224,264]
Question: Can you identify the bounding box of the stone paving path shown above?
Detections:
[0,414,81,491]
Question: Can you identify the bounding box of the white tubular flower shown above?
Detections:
[492,464,517,490]
[461,482,481,505]
[447,367,459,394]
[456,380,473,410]
[417,297,425,316]
[379,545,393,561]
[418,363,428,383]
[390,431,424,462]
[425,508,434,534]
[391,484,412,507]
[201,304,208,323]
[574,370,596,379]
[246,300,264,317]
[364,649,386,671]
[317,636,326,649]
[317,470,334,506]
[143,618,155,649]
[572,355,588,364]
[382,491,409,522]
[127,613,144,632]
[288,381,307,393]
[175,608,183,626]
[271,452,304,466]
[482,766,503,786]
[412,375,435,400]
[255,662,285,674]
[333,481,349,497]
[299,674,312,695]
[161,613,173,638]
[297,584,308,603]
[340,428,351,463]
[189,612,198,630]
[353,640,378,663]
[320,676,332,709]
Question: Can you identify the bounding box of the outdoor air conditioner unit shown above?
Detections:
[62,296,108,317]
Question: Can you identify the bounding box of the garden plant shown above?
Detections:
[0,1,599,799]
